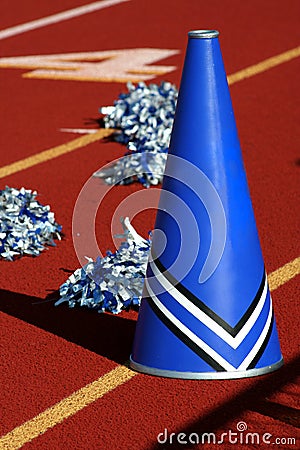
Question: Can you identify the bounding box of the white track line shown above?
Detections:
[0,0,130,41]
[60,128,98,134]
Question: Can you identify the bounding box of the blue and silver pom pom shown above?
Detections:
[56,218,150,314]
[0,186,62,260]
[94,81,178,187]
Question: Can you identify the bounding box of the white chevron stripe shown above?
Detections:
[237,297,273,370]
[149,259,268,349]
[145,279,236,372]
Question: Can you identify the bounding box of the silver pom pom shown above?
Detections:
[94,81,178,187]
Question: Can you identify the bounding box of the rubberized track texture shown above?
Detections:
[0,1,299,449]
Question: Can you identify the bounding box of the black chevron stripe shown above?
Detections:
[145,291,226,372]
[151,253,266,337]
[247,311,274,369]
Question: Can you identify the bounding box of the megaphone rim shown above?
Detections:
[188,30,219,39]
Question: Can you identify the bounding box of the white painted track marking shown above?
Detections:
[0,0,130,40]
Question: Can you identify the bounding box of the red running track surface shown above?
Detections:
[0,0,299,448]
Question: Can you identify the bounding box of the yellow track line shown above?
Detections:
[0,257,299,449]
[268,256,300,291]
[0,45,299,181]
[0,129,114,180]
[227,46,300,85]
[0,364,136,450]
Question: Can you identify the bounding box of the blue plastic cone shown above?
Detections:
[130,30,283,379]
